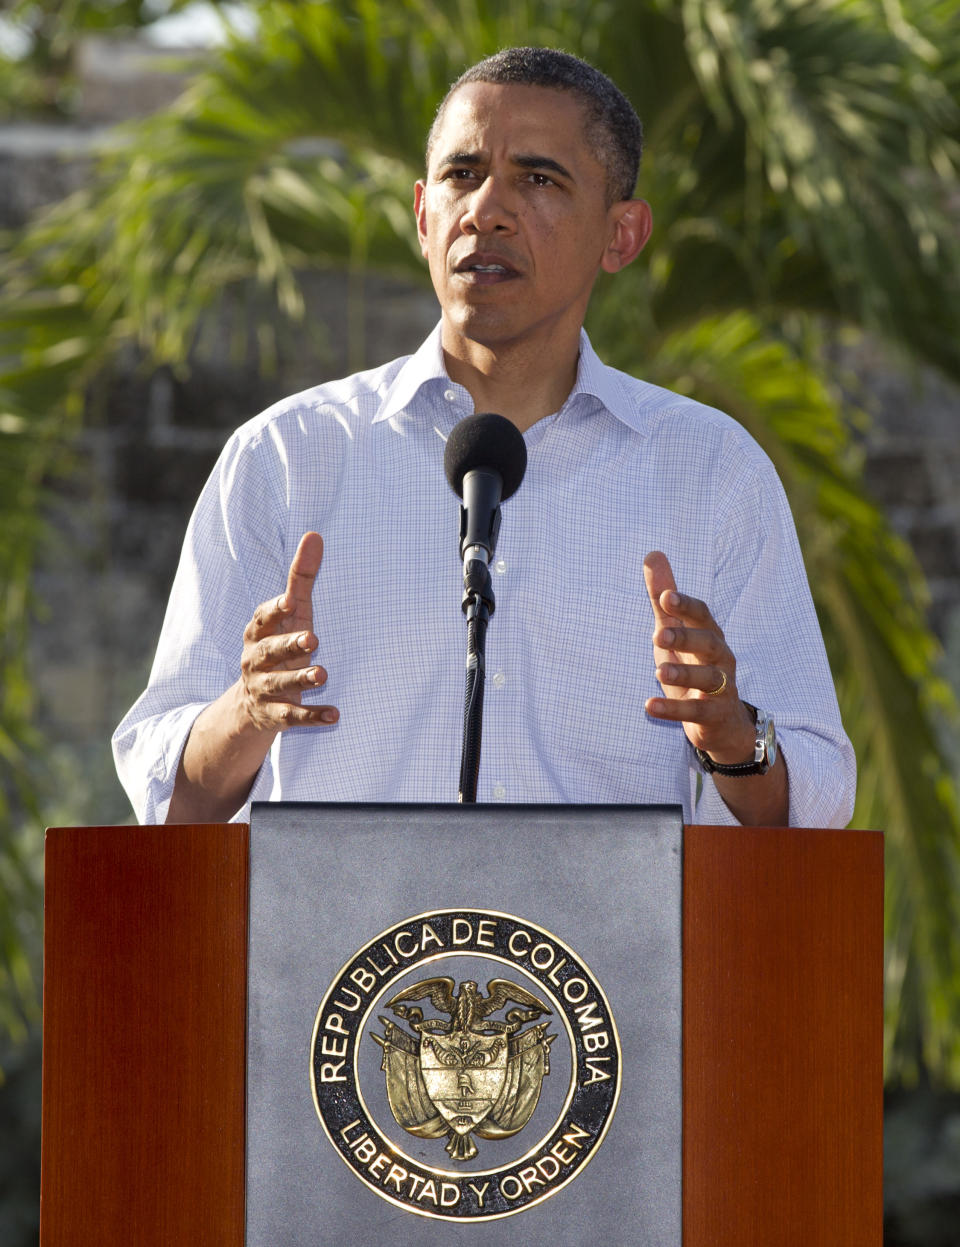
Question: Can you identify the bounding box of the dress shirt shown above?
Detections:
[113,325,855,826]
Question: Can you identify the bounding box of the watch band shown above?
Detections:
[695,703,776,776]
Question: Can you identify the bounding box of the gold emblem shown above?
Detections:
[310,909,620,1221]
[372,977,555,1161]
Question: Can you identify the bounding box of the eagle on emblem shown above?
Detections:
[371,977,555,1161]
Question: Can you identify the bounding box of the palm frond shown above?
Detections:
[654,0,960,373]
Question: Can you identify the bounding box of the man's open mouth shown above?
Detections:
[455,256,519,281]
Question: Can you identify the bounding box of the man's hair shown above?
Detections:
[426,47,643,205]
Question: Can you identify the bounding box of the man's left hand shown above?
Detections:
[642,550,757,765]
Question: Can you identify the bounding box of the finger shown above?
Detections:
[645,695,716,724]
[242,629,318,673]
[246,592,297,642]
[279,532,324,615]
[255,664,330,697]
[656,588,722,633]
[652,625,730,664]
[268,702,340,730]
[643,551,680,626]
[245,532,324,642]
[646,692,756,763]
[657,662,729,695]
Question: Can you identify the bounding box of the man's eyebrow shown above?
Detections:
[436,151,485,168]
[513,154,574,181]
[434,151,575,181]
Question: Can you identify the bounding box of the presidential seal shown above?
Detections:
[310,909,620,1222]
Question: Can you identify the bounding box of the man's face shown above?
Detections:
[415,82,649,355]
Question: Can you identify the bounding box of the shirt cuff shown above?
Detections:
[691,727,855,829]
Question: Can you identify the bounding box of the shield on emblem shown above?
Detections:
[419,1031,509,1136]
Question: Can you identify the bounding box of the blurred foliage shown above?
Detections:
[884,1083,960,1243]
[0,0,218,1056]
[1,0,960,1083]
[0,1,221,119]
[0,388,57,1048]
[0,1032,42,1247]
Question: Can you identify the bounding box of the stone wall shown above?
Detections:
[857,347,960,691]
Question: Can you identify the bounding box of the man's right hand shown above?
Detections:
[240,531,339,732]
[167,531,338,823]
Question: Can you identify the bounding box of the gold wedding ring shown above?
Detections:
[707,670,728,696]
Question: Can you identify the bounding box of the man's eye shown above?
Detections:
[527,173,555,187]
[443,168,478,181]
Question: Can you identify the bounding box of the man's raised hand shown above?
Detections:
[642,550,788,824]
[642,550,754,765]
[239,531,339,733]
[167,532,338,822]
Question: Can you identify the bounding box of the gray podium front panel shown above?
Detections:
[246,803,682,1246]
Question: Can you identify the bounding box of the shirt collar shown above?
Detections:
[566,329,646,432]
[374,324,450,425]
[374,322,649,436]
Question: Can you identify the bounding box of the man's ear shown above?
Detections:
[414,180,429,259]
[601,199,653,274]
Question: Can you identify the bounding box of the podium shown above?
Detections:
[40,810,882,1245]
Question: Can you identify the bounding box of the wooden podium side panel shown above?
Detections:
[41,824,248,1247]
[683,825,884,1247]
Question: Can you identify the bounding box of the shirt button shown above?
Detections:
[492,783,507,801]
[492,671,506,689]
[443,388,457,402]
[494,559,507,575]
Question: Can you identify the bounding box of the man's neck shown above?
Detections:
[441,329,581,433]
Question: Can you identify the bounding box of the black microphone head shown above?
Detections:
[443,413,527,500]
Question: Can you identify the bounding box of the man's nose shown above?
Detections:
[460,176,516,234]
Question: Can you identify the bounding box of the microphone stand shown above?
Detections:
[458,522,498,804]
[445,418,525,803]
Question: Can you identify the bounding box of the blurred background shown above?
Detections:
[1,2,959,1242]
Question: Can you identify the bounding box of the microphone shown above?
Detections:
[444,413,527,570]
[444,413,527,803]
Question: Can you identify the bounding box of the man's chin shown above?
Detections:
[442,304,525,351]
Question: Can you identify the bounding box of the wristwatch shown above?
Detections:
[695,703,777,776]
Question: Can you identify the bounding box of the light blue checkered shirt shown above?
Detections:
[113,325,855,826]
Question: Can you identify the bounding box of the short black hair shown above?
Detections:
[426,47,643,205]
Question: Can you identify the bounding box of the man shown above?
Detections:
[113,47,855,828]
